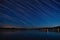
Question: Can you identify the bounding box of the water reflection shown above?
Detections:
[0,30,60,40]
[1,30,60,35]
[1,31,19,36]
[2,31,16,35]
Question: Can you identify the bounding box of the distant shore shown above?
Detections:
[0,26,60,32]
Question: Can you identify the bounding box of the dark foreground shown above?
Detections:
[1,30,60,40]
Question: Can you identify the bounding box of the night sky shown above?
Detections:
[0,0,60,27]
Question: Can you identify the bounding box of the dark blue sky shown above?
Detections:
[1,0,60,27]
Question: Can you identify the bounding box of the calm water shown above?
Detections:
[1,30,60,40]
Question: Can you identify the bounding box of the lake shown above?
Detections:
[1,30,60,40]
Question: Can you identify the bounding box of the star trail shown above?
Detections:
[0,0,60,27]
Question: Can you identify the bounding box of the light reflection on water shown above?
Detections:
[1,30,60,40]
